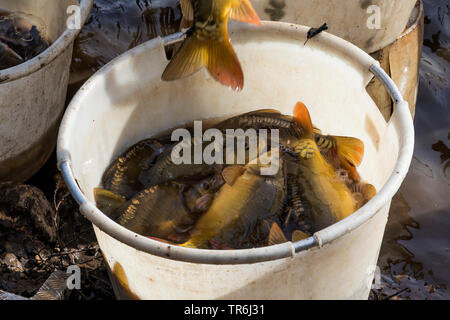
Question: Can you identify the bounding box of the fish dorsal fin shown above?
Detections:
[332,136,365,167]
[247,109,282,115]
[230,0,261,26]
[94,188,126,211]
[180,0,194,22]
[292,230,309,242]
[222,165,244,185]
[268,222,287,246]
[293,102,314,138]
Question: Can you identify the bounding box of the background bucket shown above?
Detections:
[0,0,93,182]
[367,0,424,120]
[58,22,415,299]
[251,0,417,53]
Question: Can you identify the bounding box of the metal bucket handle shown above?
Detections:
[0,0,94,83]
[58,25,415,265]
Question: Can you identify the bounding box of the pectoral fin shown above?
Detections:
[268,222,287,246]
[94,188,126,213]
[292,230,310,242]
[195,193,215,213]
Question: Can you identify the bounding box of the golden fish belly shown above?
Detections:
[296,144,356,231]
[117,185,190,238]
[185,170,283,248]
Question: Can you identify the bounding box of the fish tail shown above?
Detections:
[333,136,365,168]
[161,34,207,82]
[162,32,244,91]
[230,0,261,26]
[206,37,244,90]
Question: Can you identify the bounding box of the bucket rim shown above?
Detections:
[398,0,424,40]
[57,21,415,265]
[0,0,93,84]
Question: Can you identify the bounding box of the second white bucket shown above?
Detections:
[251,0,417,53]
[58,22,414,300]
[0,0,93,182]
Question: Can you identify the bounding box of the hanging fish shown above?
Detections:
[162,0,261,90]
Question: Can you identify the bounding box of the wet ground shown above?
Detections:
[1,0,449,299]
[370,0,450,300]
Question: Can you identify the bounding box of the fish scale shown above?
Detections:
[102,139,166,199]
[283,164,313,233]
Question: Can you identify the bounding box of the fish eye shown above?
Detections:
[201,182,210,190]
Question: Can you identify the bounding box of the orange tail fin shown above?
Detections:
[162,34,244,91]
[230,0,262,26]
[333,136,365,168]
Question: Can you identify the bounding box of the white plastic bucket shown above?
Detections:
[251,0,417,53]
[57,22,415,300]
[0,0,93,182]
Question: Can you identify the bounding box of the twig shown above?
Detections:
[383,288,408,300]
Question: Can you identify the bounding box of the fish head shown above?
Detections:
[191,170,226,196]
[183,171,226,213]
